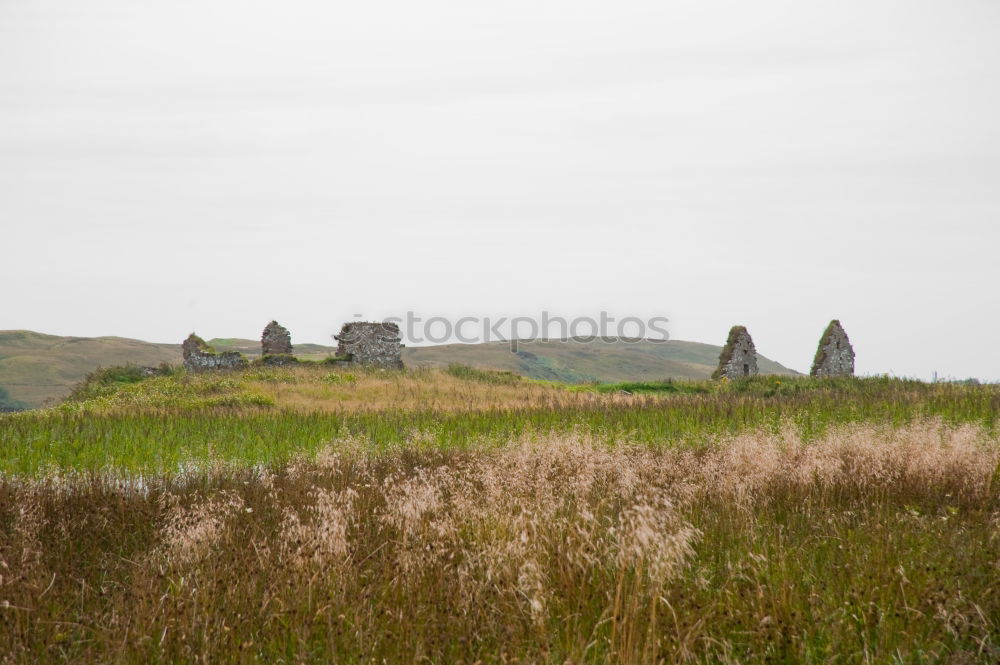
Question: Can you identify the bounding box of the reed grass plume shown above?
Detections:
[2,420,998,663]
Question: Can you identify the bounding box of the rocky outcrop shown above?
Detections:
[711,326,758,380]
[334,322,403,369]
[182,334,247,372]
[810,320,855,377]
[261,320,293,356]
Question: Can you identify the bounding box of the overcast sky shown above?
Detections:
[2,0,999,379]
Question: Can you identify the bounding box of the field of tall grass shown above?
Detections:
[1,366,997,475]
[1,365,999,663]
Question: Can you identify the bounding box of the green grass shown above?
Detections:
[583,378,711,395]
[446,362,524,385]
[586,374,931,397]
[1,371,997,475]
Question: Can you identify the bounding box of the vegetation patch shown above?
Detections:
[0,385,28,412]
[584,378,711,395]
[2,367,1000,662]
[321,372,358,385]
[446,363,523,385]
[1,370,998,474]
[66,363,177,402]
[1,424,998,664]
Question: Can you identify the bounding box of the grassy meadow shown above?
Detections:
[0,330,798,409]
[1,364,999,663]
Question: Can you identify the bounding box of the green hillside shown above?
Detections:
[403,338,798,383]
[0,331,180,408]
[207,338,337,360]
[0,330,800,408]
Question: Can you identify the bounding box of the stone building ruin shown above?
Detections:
[334,321,404,369]
[712,325,759,380]
[182,333,247,372]
[810,320,855,377]
[261,320,292,356]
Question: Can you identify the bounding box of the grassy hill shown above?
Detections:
[0,331,180,408]
[0,330,799,408]
[402,338,797,383]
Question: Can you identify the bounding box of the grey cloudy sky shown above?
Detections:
[2,0,999,379]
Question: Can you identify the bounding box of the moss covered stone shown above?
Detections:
[182,333,248,372]
[711,326,758,380]
[810,320,855,377]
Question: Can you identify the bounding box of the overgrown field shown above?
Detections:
[1,366,998,475]
[1,366,999,663]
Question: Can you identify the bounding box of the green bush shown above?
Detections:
[322,372,358,384]
[66,363,179,402]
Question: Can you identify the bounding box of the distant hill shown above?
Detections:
[0,331,800,408]
[207,338,337,360]
[0,331,181,408]
[402,338,798,383]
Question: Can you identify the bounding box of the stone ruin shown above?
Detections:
[260,320,297,365]
[182,333,247,372]
[261,320,292,355]
[712,325,759,380]
[180,320,404,372]
[810,319,855,377]
[334,321,404,369]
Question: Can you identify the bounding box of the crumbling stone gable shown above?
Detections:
[810,320,855,377]
[335,322,403,369]
[261,320,293,356]
[182,333,247,372]
[711,325,759,380]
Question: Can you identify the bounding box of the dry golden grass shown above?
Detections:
[2,420,999,663]
[244,366,625,413]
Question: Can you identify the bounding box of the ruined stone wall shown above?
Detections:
[711,325,759,380]
[810,320,855,377]
[335,322,403,369]
[182,334,247,372]
[261,321,293,356]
